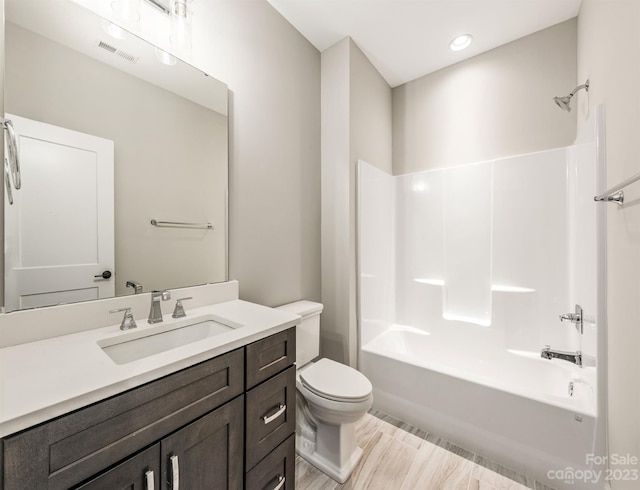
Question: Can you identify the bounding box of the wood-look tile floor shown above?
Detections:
[295,410,556,490]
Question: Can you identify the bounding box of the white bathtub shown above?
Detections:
[360,327,599,490]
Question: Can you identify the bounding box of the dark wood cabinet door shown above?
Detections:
[160,396,244,490]
[75,444,160,490]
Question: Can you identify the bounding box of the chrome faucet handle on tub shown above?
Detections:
[559,304,583,334]
[110,307,137,330]
[172,297,193,319]
[148,290,171,324]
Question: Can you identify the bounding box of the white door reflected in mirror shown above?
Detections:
[4,114,114,310]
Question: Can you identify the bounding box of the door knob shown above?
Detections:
[94,270,112,280]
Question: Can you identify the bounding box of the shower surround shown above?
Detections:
[357,110,605,489]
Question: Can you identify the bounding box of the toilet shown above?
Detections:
[277,301,373,483]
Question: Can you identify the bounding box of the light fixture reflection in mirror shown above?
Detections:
[155,47,177,65]
[111,0,141,26]
[4,0,229,312]
[170,0,192,52]
[101,20,127,40]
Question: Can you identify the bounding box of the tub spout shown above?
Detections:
[541,345,582,367]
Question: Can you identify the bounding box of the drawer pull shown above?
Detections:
[262,403,286,424]
[145,470,155,490]
[270,475,285,490]
[170,455,180,489]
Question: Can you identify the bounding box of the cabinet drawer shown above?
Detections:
[246,328,295,389]
[245,365,296,470]
[245,435,295,490]
[3,348,244,490]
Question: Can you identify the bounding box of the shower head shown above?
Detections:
[554,95,572,112]
[553,79,590,112]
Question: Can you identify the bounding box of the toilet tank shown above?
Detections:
[276,300,323,367]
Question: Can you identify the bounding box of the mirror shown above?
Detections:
[3,0,228,312]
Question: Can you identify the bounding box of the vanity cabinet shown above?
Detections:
[77,396,244,490]
[1,327,297,490]
[2,348,244,489]
[245,328,296,490]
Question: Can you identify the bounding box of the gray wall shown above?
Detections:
[321,38,392,365]
[194,0,322,307]
[5,22,228,295]
[393,19,577,174]
[577,1,640,486]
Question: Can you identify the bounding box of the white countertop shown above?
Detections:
[0,299,300,438]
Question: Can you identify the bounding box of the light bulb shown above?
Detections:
[170,0,192,51]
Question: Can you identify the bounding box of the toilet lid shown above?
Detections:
[299,358,372,402]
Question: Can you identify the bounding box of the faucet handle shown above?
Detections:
[559,304,583,334]
[110,307,137,330]
[172,297,193,319]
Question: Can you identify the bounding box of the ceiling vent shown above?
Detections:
[96,40,139,64]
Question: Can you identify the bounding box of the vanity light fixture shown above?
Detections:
[111,0,195,57]
[170,0,193,52]
[449,33,473,51]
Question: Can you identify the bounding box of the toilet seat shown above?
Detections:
[299,358,372,403]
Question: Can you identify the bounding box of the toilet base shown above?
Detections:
[296,419,363,484]
[296,437,363,484]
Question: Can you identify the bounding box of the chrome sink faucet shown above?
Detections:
[126,280,143,294]
[148,290,171,324]
[541,345,582,367]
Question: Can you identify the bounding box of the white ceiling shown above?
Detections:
[266,0,582,87]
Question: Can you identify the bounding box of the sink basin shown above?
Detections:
[98,316,239,365]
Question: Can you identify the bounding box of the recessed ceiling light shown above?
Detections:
[449,34,473,51]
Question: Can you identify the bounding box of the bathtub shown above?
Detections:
[360,326,599,490]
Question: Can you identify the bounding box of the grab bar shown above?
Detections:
[4,158,13,205]
[594,171,640,206]
[2,117,21,206]
[150,219,214,230]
